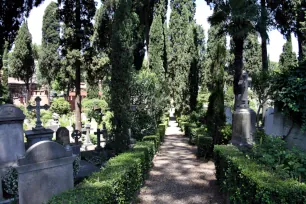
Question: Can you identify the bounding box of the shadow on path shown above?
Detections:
[137,119,224,204]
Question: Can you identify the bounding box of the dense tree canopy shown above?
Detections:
[39,2,60,86]
[10,22,35,96]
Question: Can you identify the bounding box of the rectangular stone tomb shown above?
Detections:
[16,141,74,204]
[0,104,26,165]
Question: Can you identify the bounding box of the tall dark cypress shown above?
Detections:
[110,0,137,152]
[10,22,35,103]
[39,2,60,86]
[58,0,96,132]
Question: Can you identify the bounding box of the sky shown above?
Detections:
[28,0,299,62]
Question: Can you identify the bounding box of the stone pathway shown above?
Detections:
[138,118,223,204]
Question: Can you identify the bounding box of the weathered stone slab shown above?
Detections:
[0,105,25,165]
[16,141,74,204]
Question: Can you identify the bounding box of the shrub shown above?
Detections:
[189,127,206,145]
[50,98,71,115]
[41,110,52,125]
[214,145,306,204]
[197,134,213,158]
[2,167,18,196]
[158,124,166,142]
[143,135,160,150]
[49,141,156,203]
[220,124,232,144]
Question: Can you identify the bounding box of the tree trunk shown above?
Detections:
[260,0,268,71]
[256,104,262,127]
[233,37,244,110]
[75,0,82,132]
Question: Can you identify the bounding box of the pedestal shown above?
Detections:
[231,108,256,147]
[25,128,54,148]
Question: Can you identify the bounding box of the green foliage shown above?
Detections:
[0,0,45,67]
[38,1,60,86]
[41,110,52,125]
[10,22,35,91]
[252,70,273,126]
[48,140,156,203]
[251,132,306,181]
[190,127,207,145]
[271,63,306,130]
[243,33,261,76]
[168,0,196,114]
[143,135,160,150]
[197,134,213,158]
[0,41,11,104]
[214,145,306,203]
[110,0,136,152]
[158,124,166,142]
[220,124,232,144]
[2,167,18,196]
[82,98,108,125]
[50,98,70,115]
[279,35,298,73]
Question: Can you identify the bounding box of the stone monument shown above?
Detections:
[25,97,54,147]
[0,105,25,201]
[231,71,256,147]
[16,141,74,204]
[56,127,70,145]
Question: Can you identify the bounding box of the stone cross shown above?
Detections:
[27,96,50,130]
[94,128,103,151]
[71,130,81,145]
[95,123,107,151]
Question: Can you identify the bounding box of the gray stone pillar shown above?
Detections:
[231,108,256,147]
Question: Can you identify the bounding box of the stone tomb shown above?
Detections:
[16,141,74,204]
[0,104,26,165]
[56,127,70,145]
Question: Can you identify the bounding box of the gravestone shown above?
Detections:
[16,141,74,204]
[264,107,274,135]
[231,71,256,147]
[56,127,70,145]
[25,97,54,147]
[0,104,25,165]
[224,107,232,124]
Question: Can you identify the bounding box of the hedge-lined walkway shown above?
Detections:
[138,118,223,204]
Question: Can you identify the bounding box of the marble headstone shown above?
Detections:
[264,107,274,135]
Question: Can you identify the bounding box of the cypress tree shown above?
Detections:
[244,33,261,76]
[10,22,35,103]
[188,24,205,112]
[0,0,45,70]
[110,0,137,152]
[39,2,60,86]
[168,0,196,114]
[206,43,226,145]
[279,35,298,72]
[205,25,226,90]
[0,42,10,104]
[58,0,96,132]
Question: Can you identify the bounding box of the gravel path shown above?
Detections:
[137,119,224,204]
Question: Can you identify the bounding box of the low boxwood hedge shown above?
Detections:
[189,127,206,145]
[143,135,160,150]
[158,124,166,142]
[48,140,156,204]
[197,135,213,158]
[214,145,306,204]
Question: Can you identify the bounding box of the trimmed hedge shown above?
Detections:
[158,124,166,142]
[214,145,306,204]
[197,135,212,158]
[143,135,160,150]
[48,141,156,204]
[189,127,206,145]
